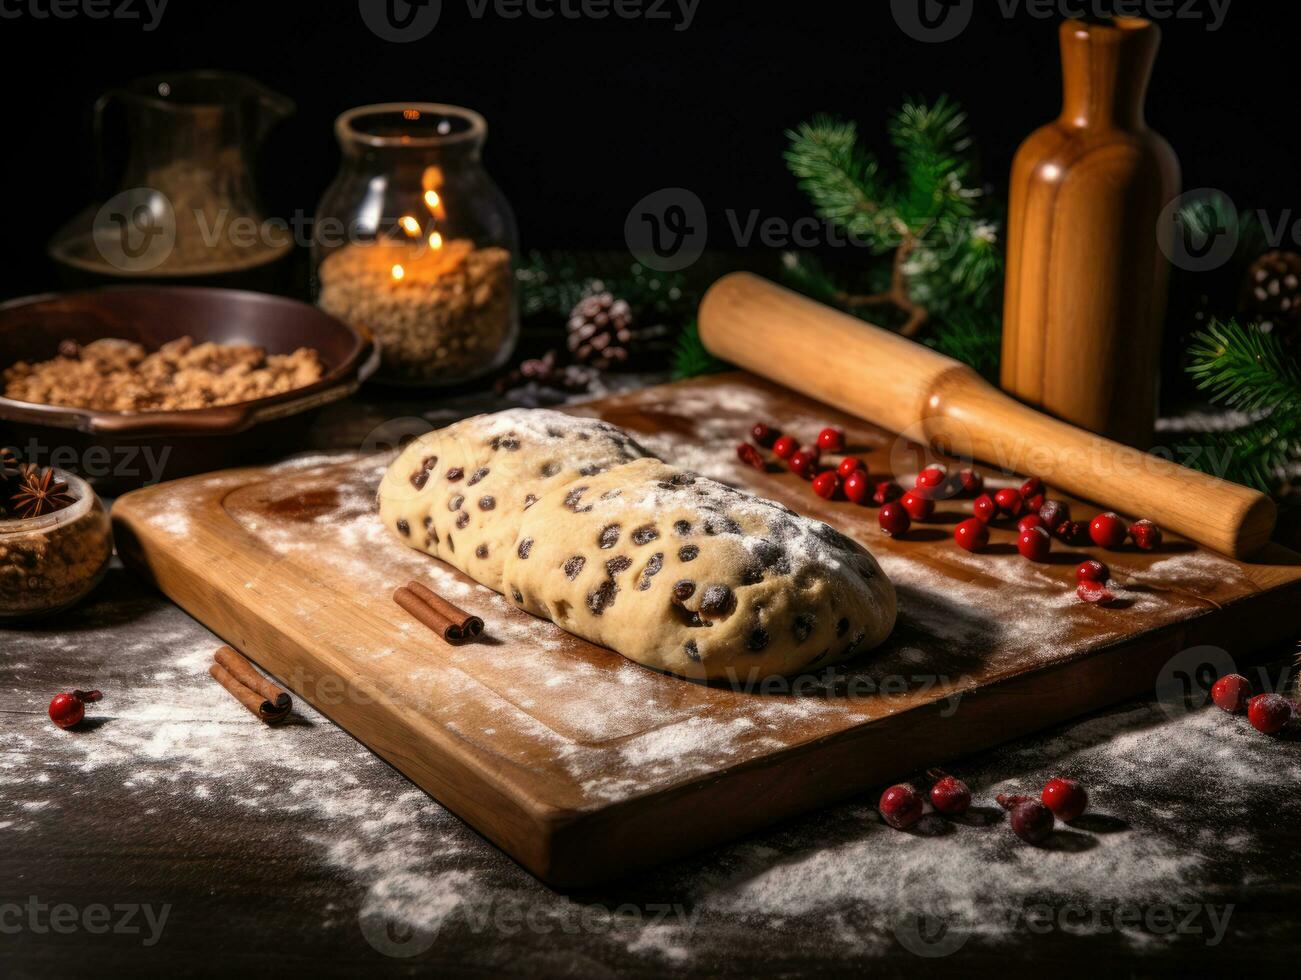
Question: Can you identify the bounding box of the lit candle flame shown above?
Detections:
[428,231,443,249]
[399,215,421,237]
[424,190,441,210]
[391,264,406,281]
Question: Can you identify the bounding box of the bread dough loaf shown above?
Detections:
[379,410,896,680]
[377,409,649,593]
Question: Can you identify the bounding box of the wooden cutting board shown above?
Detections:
[112,373,1301,887]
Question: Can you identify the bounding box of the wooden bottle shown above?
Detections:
[1001,17,1181,449]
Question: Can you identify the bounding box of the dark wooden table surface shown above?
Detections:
[3,380,1300,979]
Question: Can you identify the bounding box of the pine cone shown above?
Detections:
[566,292,636,370]
[1241,250,1301,346]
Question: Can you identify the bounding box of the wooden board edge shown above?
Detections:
[111,483,601,880]
[537,580,1301,887]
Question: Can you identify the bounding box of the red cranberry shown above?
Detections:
[48,689,102,730]
[788,448,819,479]
[811,470,841,500]
[1017,513,1044,532]
[1007,799,1055,844]
[954,518,990,553]
[736,443,766,472]
[1055,520,1089,545]
[1077,581,1118,606]
[916,466,947,491]
[958,468,984,496]
[879,783,924,830]
[1017,526,1051,562]
[837,456,865,480]
[1211,674,1253,714]
[929,775,971,816]
[1024,493,1046,513]
[879,502,911,537]
[994,488,1024,518]
[1041,777,1088,822]
[1075,559,1109,584]
[972,494,998,524]
[873,480,903,506]
[995,794,1030,809]
[1248,693,1294,735]
[1130,519,1163,551]
[900,489,935,521]
[843,469,870,505]
[817,427,846,453]
[772,435,798,460]
[1039,499,1070,529]
[751,422,779,448]
[1020,477,1045,500]
[1089,512,1129,549]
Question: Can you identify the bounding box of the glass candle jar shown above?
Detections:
[313,103,519,386]
[0,471,113,623]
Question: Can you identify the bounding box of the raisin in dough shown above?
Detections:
[500,459,894,679]
[379,412,897,680]
[377,409,650,592]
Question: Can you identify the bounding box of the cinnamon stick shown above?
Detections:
[406,581,485,638]
[209,663,290,724]
[394,586,463,642]
[214,646,292,714]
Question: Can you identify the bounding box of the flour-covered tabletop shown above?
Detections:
[3,385,1299,978]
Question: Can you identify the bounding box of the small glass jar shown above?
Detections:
[313,103,519,386]
[0,471,113,623]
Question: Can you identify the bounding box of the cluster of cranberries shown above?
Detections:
[1210,672,1298,736]
[878,770,1089,845]
[741,423,906,507]
[742,423,1164,605]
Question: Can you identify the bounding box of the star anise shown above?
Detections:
[9,466,76,519]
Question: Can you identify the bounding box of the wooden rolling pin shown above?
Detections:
[698,273,1276,559]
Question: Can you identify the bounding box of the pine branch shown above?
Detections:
[1188,319,1301,413]
[783,116,897,250]
[1183,318,1301,490]
[672,320,728,380]
[783,97,1004,371]
[926,307,1002,380]
[889,95,978,231]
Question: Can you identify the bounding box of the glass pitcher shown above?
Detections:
[313,102,519,387]
[48,71,295,291]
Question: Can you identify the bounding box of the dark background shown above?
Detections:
[1,0,1295,299]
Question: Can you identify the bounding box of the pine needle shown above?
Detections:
[671,320,728,380]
